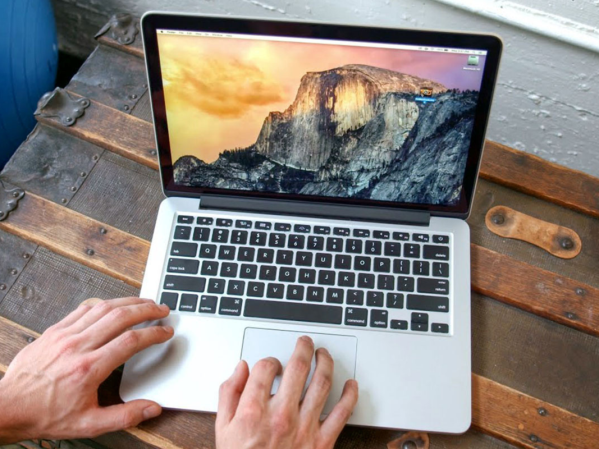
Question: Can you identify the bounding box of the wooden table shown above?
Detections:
[1,14,598,449]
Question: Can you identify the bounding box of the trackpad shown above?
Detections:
[241,328,357,416]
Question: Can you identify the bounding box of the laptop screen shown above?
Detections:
[155,28,489,208]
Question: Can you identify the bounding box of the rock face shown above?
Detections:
[173,64,478,206]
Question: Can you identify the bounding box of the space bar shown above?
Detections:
[244,300,343,325]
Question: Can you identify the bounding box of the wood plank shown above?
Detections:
[0,316,595,449]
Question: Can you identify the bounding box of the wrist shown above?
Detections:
[0,378,32,444]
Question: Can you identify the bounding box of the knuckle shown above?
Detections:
[238,402,262,424]
[312,372,333,393]
[271,408,293,436]
[254,357,278,374]
[120,330,140,349]
[70,357,93,379]
[57,336,80,356]
[290,358,311,375]
[108,306,131,321]
[120,408,140,429]
[94,300,113,314]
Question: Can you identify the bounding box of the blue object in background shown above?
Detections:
[0,0,58,170]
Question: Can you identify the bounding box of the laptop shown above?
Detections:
[120,12,502,433]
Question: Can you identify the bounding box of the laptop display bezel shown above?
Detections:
[141,12,502,219]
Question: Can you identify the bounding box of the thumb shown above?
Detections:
[82,400,162,436]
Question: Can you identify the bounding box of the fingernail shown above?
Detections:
[162,326,174,334]
[299,335,313,344]
[160,303,171,311]
[319,347,330,356]
[142,404,162,420]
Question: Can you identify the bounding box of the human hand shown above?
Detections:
[216,336,359,449]
[0,297,174,444]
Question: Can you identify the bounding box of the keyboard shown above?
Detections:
[160,213,453,336]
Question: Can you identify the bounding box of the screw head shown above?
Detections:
[566,312,575,320]
[129,94,138,100]
[11,268,18,275]
[23,253,30,259]
[575,287,585,296]
[538,407,547,416]
[530,435,539,443]
[123,104,130,111]
[86,249,95,256]
[92,154,100,161]
[27,336,35,344]
[12,191,20,198]
[142,83,147,89]
[65,116,73,123]
[74,108,81,114]
[80,172,87,178]
[150,149,157,156]
[491,214,505,225]
[100,227,107,235]
[61,198,68,204]
[0,284,6,291]
[70,186,77,192]
[560,238,574,249]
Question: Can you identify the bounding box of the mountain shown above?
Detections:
[173,64,478,205]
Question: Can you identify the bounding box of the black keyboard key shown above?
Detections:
[374,257,391,273]
[219,297,242,316]
[413,260,430,276]
[307,286,324,302]
[294,224,311,233]
[413,234,429,242]
[240,264,258,279]
[318,270,336,286]
[267,283,285,299]
[327,288,344,304]
[334,227,350,236]
[276,250,294,265]
[404,244,420,258]
[275,223,291,232]
[231,230,248,245]
[269,233,286,247]
[358,273,375,289]
[407,294,449,312]
[207,278,225,294]
[367,291,384,307]
[160,292,178,310]
[393,232,409,241]
[201,260,219,276]
[199,244,217,259]
[411,312,429,323]
[411,322,428,332]
[365,240,382,255]
[295,252,313,266]
[377,275,395,290]
[197,217,213,225]
[218,245,236,260]
[259,265,277,281]
[174,226,191,240]
[418,278,449,294]
[171,242,198,257]
[334,255,352,270]
[178,215,193,224]
[346,239,363,254]
[370,309,388,328]
[199,295,217,313]
[179,293,198,312]
[255,221,272,230]
[338,271,356,287]
[326,237,343,252]
[193,227,211,242]
[345,307,368,326]
[307,236,324,251]
[353,229,370,238]
[164,275,205,292]
[433,235,450,244]
[227,280,245,295]
[384,242,401,257]
[397,276,415,292]
[250,231,267,246]
[299,269,316,284]
[247,282,265,297]
[313,226,329,234]
[423,245,450,261]
[257,249,275,264]
[391,319,408,330]
[373,230,390,239]
[279,267,297,283]
[393,259,410,274]
[216,218,233,227]
[235,219,252,229]
[286,285,305,301]
[354,256,371,271]
[387,293,404,309]
[288,234,305,249]
[220,262,238,278]
[245,299,343,325]
[238,247,255,262]
[315,253,332,268]
[212,228,229,243]
[432,323,449,333]
[433,262,449,278]
[346,290,364,305]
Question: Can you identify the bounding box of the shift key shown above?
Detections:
[407,294,449,312]
[164,275,206,292]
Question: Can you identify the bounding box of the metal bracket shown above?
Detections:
[34,88,90,127]
[0,179,25,222]
[95,13,139,45]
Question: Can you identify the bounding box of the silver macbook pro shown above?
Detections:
[120,12,502,433]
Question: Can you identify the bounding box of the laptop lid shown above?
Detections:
[141,13,502,219]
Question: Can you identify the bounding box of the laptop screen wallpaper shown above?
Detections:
[157,31,487,206]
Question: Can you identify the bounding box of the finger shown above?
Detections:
[276,336,314,405]
[47,299,100,331]
[319,379,359,443]
[216,360,250,428]
[68,297,150,334]
[300,348,334,419]
[80,301,171,349]
[237,357,282,410]
[80,400,162,437]
[92,325,174,379]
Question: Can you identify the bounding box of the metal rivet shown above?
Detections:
[80,171,87,178]
[23,253,30,259]
[92,154,100,161]
[11,268,18,275]
[74,108,81,114]
[142,83,147,89]
[566,312,576,320]
[560,238,574,249]
[27,336,35,344]
[12,191,20,198]
[61,198,68,204]
[150,149,157,156]
[65,116,74,124]
[0,284,6,291]
[129,94,138,100]
[100,227,107,235]
[491,214,504,225]
[86,249,95,256]
[70,186,77,192]
[538,407,547,416]
[575,287,585,296]
[530,435,539,443]
[402,442,417,449]
[123,104,130,111]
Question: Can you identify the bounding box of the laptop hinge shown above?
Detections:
[199,194,430,227]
